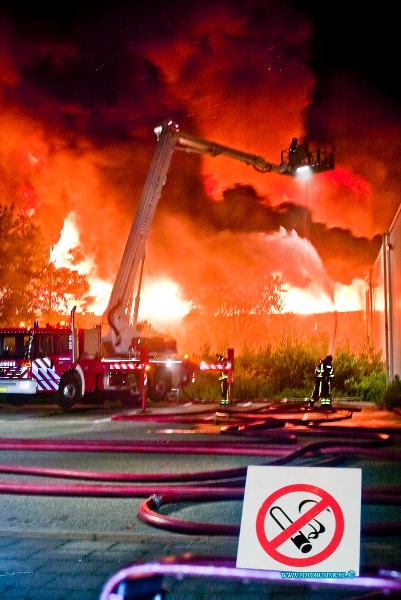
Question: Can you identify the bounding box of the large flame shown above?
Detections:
[282,280,365,314]
[139,278,191,329]
[50,214,365,326]
[50,213,111,314]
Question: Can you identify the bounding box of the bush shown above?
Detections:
[188,335,386,403]
[352,371,386,401]
[231,373,275,400]
[331,339,385,401]
[267,332,321,394]
[382,375,401,409]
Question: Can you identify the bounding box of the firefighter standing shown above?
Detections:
[309,354,334,410]
[217,354,229,405]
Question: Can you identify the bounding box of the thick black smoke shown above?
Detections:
[0,0,397,313]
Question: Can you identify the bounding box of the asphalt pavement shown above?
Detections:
[0,397,399,600]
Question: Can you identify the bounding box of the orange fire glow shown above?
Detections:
[139,279,191,328]
[0,0,397,351]
[50,214,365,328]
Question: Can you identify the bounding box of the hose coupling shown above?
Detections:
[149,494,163,509]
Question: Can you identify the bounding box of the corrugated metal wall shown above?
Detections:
[366,205,401,383]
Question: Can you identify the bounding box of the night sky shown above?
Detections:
[0,0,398,317]
[295,1,399,104]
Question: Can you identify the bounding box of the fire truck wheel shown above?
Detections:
[148,371,172,402]
[58,372,82,410]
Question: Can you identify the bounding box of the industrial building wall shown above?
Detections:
[367,205,401,382]
[366,245,386,369]
[388,207,401,380]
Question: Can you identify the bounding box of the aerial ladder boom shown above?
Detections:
[172,129,285,173]
[103,119,333,355]
[103,121,179,354]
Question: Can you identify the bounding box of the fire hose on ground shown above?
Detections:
[98,556,401,600]
[0,430,398,536]
[0,407,400,599]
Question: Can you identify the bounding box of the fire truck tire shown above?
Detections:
[58,372,82,409]
[148,371,172,402]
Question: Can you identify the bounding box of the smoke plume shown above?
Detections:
[0,0,396,327]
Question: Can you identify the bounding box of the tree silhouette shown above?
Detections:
[0,204,47,325]
[32,262,89,321]
[0,205,89,325]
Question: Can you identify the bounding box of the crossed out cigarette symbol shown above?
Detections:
[255,483,344,567]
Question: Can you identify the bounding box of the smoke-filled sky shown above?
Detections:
[0,0,399,319]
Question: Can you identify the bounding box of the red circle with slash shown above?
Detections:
[256,483,344,567]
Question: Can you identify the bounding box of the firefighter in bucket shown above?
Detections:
[309,354,334,411]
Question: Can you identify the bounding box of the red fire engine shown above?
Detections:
[0,313,195,409]
[0,121,334,409]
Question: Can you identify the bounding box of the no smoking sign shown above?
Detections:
[237,466,361,574]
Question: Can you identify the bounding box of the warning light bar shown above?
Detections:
[200,361,232,371]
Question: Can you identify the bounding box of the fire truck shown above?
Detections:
[0,313,192,409]
[0,121,334,409]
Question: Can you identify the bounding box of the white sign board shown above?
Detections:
[237,466,361,576]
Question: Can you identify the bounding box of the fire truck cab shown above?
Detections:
[0,323,75,406]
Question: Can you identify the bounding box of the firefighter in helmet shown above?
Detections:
[309,354,334,410]
[217,354,229,405]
